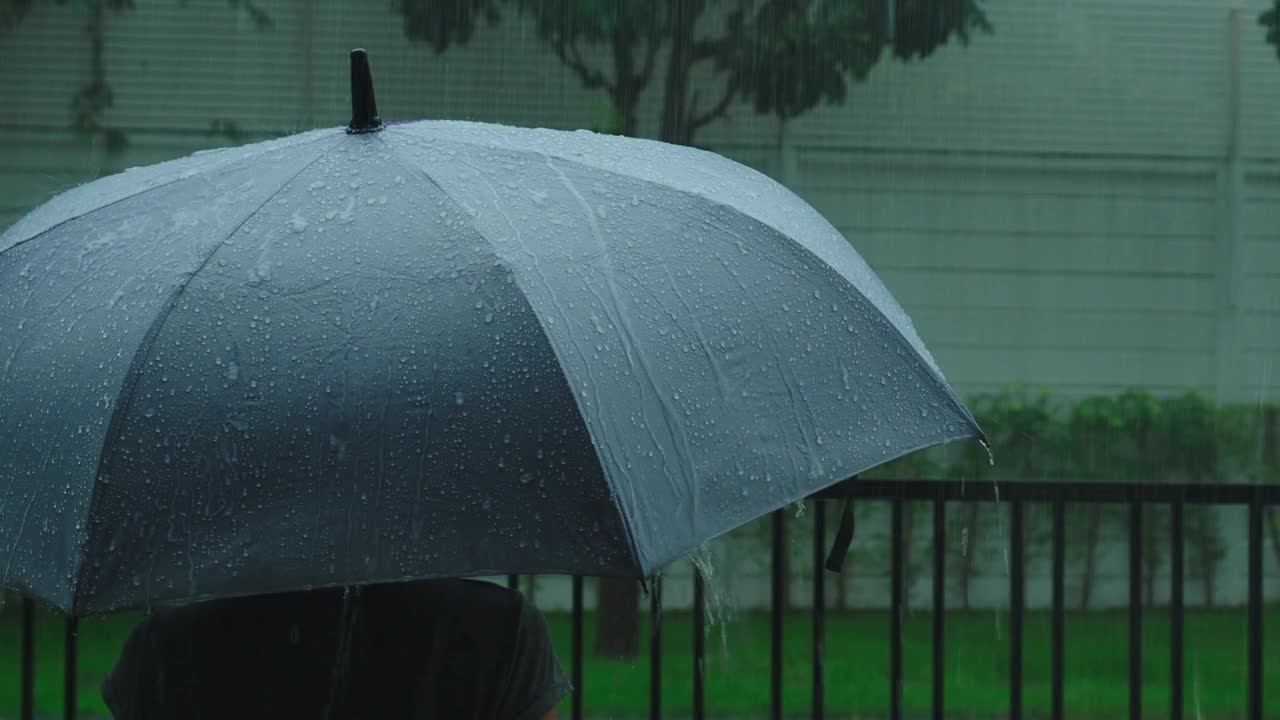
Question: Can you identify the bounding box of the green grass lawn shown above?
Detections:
[2,605,1276,719]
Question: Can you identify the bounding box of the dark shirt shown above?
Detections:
[102,579,570,720]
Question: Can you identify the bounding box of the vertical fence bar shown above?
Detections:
[572,575,584,720]
[1171,498,1184,720]
[890,498,904,720]
[1052,498,1065,720]
[650,575,663,720]
[932,497,945,720]
[1129,501,1142,720]
[64,616,77,720]
[506,574,518,591]
[813,499,826,720]
[1248,494,1262,720]
[1010,500,1024,720]
[21,598,34,720]
[772,510,785,720]
[694,567,706,720]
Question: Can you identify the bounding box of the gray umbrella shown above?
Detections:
[0,51,982,615]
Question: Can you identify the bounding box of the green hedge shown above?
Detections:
[878,387,1278,486]
[868,387,1279,609]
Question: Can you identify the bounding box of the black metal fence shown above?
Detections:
[15,479,1279,720]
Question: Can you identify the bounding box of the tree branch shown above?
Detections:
[551,36,614,93]
[691,38,719,63]
[691,79,737,130]
[637,33,660,88]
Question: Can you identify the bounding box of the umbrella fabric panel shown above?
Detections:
[76,137,635,614]
[1,129,338,255]
[389,130,980,574]
[0,137,338,611]
[402,121,947,382]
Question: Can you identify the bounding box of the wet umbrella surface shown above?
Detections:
[0,51,982,615]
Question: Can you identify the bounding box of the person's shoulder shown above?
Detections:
[382,578,524,618]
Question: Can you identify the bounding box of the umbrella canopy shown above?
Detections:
[0,52,982,615]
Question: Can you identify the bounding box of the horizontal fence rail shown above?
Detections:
[15,479,1279,720]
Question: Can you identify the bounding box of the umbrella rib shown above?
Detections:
[400,127,983,559]
[517,136,981,441]
[0,131,338,260]
[405,130,962,391]
[69,137,341,614]
[537,144,983,443]
[373,133,652,578]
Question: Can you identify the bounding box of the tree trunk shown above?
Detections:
[1189,507,1220,608]
[1264,409,1280,571]
[594,577,640,658]
[608,30,639,138]
[954,503,980,611]
[901,503,917,611]
[1141,505,1161,606]
[1079,505,1104,610]
[777,511,791,611]
[835,564,849,611]
[658,0,695,145]
[1267,508,1280,571]
[835,502,858,612]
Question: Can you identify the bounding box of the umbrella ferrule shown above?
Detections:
[347,49,384,134]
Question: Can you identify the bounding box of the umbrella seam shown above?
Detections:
[402,125,980,438]
[69,137,342,615]
[372,133,651,579]
[386,124,977,571]
[0,131,339,260]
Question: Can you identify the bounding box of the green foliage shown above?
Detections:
[513,0,670,47]
[900,385,1276,486]
[877,387,1274,609]
[220,0,272,30]
[877,0,991,60]
[1263,1,1280,60]
[0,0,35,32]
[394,0,990,144]
[396,0,499,53]
[1153,390,1219,481]
[971,387,1061,477]
[717,1,880,121]
[722,0,989,121]
[871,389,1273,498]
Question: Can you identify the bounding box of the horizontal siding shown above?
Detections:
[795,155,1245,398]
[880,270,1215,314]
[953,382,1216,399]
[797,157,1217,200]
[1243,313,1280,351]
[1242,200,1280,241]
[1242,352,1279,392]
[804,188,1216,238]
[908,307,1216,352]
[1242,240,1280,270]
[847,231,1214,277]
[0,5,88,128]
[1241,170,1280,381]
[934,346,1214,389]
[1241,277,1280,313]
[774,0,1275,160]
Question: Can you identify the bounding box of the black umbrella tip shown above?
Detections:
[347,48,384,134]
